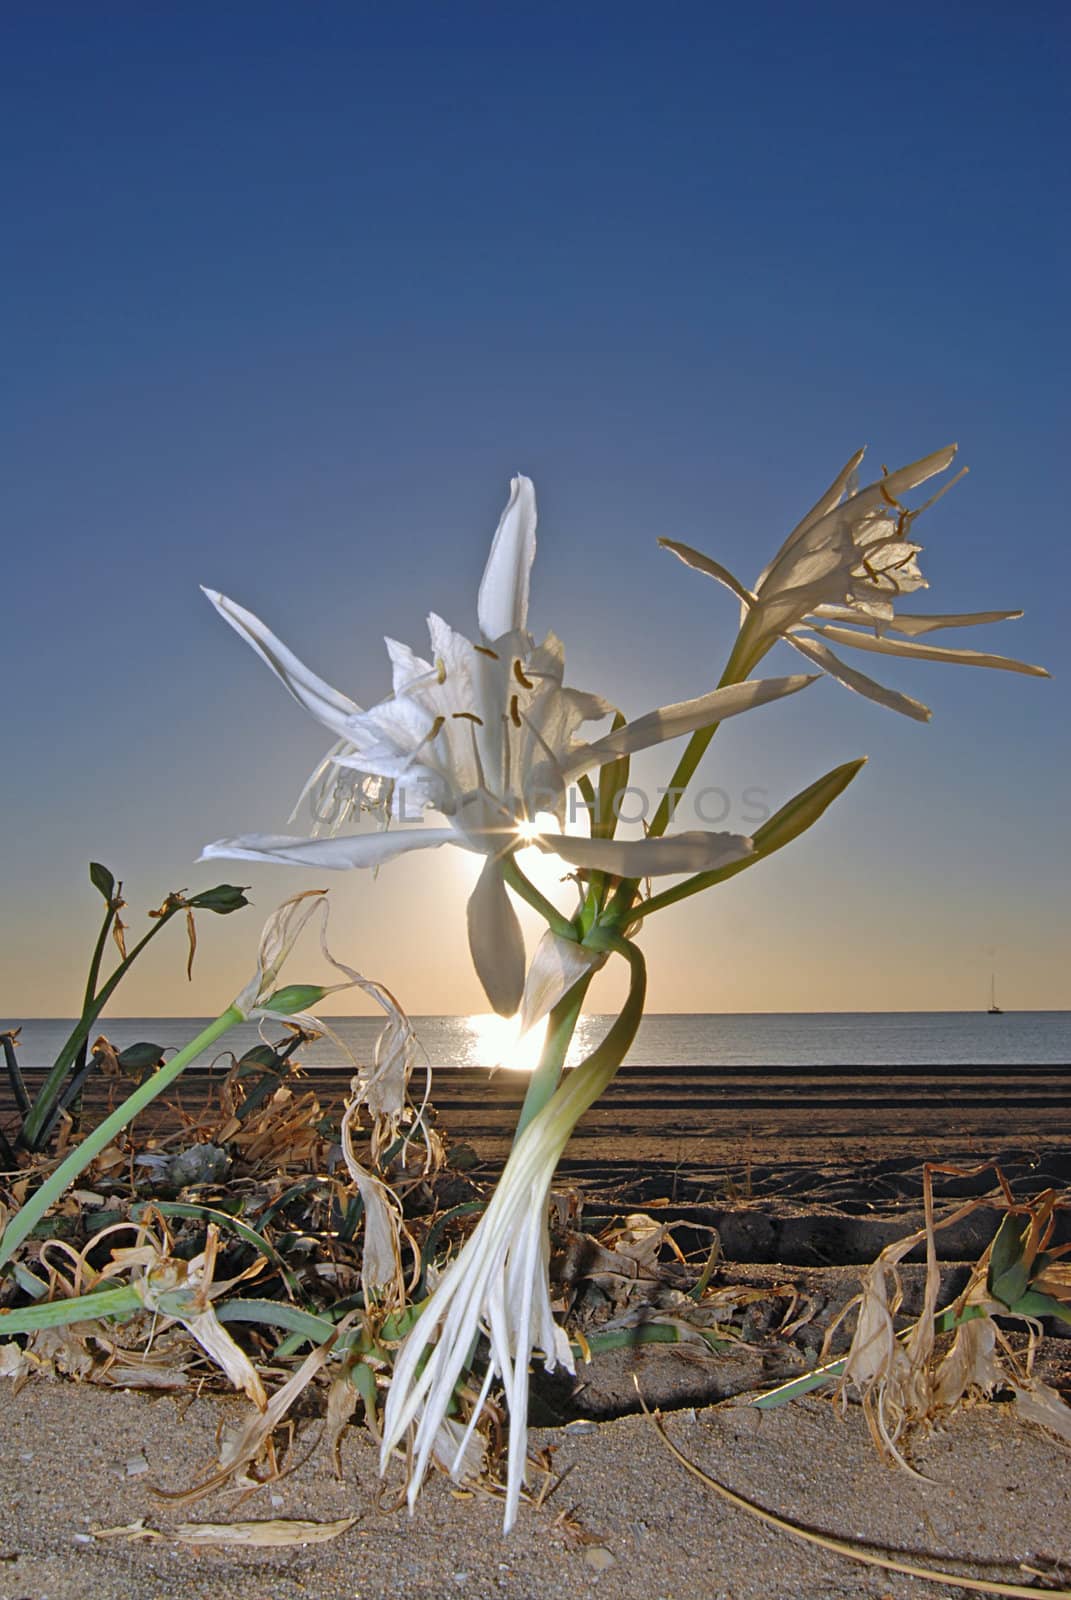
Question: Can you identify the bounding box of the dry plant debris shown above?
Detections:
[4,1060,1071,1544]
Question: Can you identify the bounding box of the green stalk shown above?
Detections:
[72,897,120,1082]
[512,973,593,1145]
[500,854,578,942]
[601,638,756,934]
[530,929,646,1139]
[0,1006,243,1269]
[21,909,181,1150]
[646,634,753,843]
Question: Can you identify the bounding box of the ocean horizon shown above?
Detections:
[6,1011,1070,1073]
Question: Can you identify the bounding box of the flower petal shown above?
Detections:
[559,675,816,779]
[477,475,538,642]
[787,634,932,721]
[809,604,1026,635]
[519,930,606,1035]
[467,858,526,1016]
[879,609,1025,638]
[756,446,957,606]
[753,447,865,591]
[657,539,756,612]
[541,830,753,876]
[200,827,466,868]
[811,623,1051,678]
[201,589,360,739]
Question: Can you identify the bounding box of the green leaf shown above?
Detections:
[116,1042,166,1073]
[637,757,869,919]
[749,756,869,856]
[1007,1289,1071,1326]
[186,884,251,915]
[237,1043,285,1070]
[213,1298,337,1344]
[988,1212,1031,1308]
[0,1283,142,1334]
[89,862,115,901]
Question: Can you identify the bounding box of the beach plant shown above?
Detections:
[9,864,250,1154]
[193,449,1049,1528]
[0,890,400,1276]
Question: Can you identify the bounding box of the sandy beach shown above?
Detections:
[4,1061,1070,1598]
[4,1379,1071,1600]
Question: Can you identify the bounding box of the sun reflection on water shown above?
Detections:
[464,1012,547,1072]
[462,1011,607,1072]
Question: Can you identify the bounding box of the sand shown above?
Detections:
[3,1065,1069,1597]
[3,1378,1070,1600]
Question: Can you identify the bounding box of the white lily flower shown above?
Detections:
[203,477,814,1011]
[661,445,1049,720]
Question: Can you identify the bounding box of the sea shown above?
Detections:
[6,1012,1070,1075]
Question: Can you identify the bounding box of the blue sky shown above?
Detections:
[2,2,1068,1017]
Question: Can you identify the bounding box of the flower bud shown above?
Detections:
[260,982,328,1014]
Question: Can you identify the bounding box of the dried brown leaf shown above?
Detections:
[173,1517,358,1547]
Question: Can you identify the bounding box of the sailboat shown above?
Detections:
[987,974,1004,1015]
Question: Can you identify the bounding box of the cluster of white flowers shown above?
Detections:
[202,447,1047,1530]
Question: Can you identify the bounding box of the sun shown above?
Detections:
[465,1012,549,1072]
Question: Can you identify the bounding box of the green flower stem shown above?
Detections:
[72,898,120,1082]
[534,929,646,1138]
[600,641,755,934]
[646,636,752,843]
[0,1005,244,1270]
[500,854,578,942]
[21,909,181,1150]
[512,974,593,1146]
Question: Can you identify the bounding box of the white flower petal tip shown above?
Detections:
[810,625,1051,681]
[199,828,463,869]
[539,830,753,877]
[561,675,816,781]
[656,539,757,611]
[790,635,933,721]
[477,474,538,642]
[200,587,361,733]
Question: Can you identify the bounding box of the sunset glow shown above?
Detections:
[465,1012,549,1073]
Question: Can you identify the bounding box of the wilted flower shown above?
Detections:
[661,445,1049,720]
